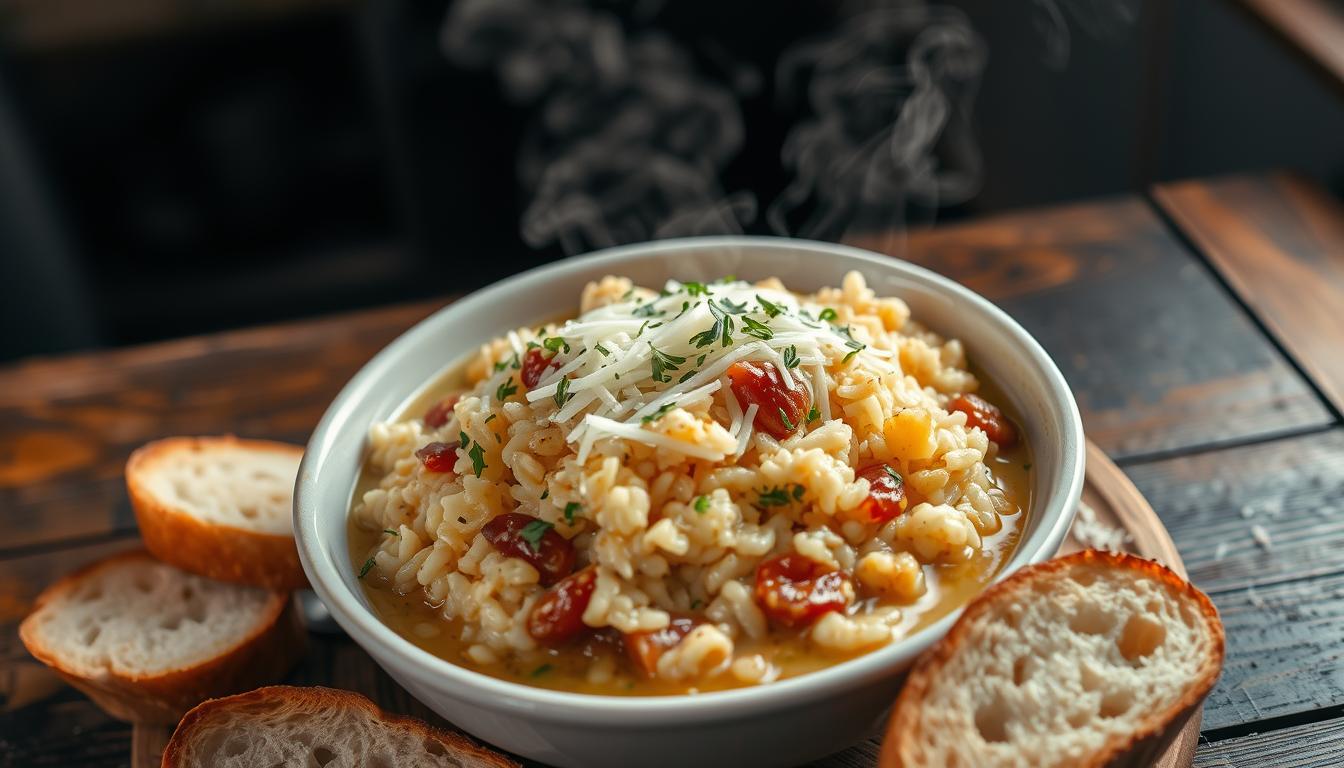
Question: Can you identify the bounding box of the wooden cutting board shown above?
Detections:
[1056,440,1197,768]
[133,439,1193,768]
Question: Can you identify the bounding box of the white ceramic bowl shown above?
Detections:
[295,237,1085,768]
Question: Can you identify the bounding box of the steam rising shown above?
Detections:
[442,0,754,254]
[1031,0,1141,69]
[770,5,985,244]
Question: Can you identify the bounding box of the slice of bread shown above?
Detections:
[19,550,305,724]
[127,436,307,591]
[881,550,1224,768]
[162,685,520,768]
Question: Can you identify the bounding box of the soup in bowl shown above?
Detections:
[296,237,1084,768]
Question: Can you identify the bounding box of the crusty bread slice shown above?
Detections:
[162,686,520,768]
[127,436,307,591]
[19,550,305,724]
[881,550,1224,768]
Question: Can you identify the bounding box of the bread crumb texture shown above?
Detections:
[137,439,299,535]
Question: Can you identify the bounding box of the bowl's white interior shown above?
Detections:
[296,236,1084,720]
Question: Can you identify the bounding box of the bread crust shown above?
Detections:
[18,550,307,725]
[162,685,520,768]
[880,549,1225,768]
[127,436,309,591]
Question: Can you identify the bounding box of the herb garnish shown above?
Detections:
[468,441,487,477]
[358,556,376,579]
[741,316,773,340]
[520,519,554,553]
[757,294,784,318]
[484,413,497,423]
[553,376,572,408]
[633,301,663,318]
[690,599,703,610]
[649,343,687,383]
[757,485,804,507]
[540,489,549,500]
[693,495,710,513]
[691,300,735,348]
[496,377,518,401]
[531,664,554,678]
[884,466,904,485]
[595,344,610,357]
[807,404,821,422]
[842,339,865,363]
[678,370,697,383]
[542,336,570,354]
[642,401,678,423]
[782,345,800,369]
[818,307,838,322]
[383,529,399,536]
[563,502,581,525]
[778,407,796,431]
[683,281,712,297]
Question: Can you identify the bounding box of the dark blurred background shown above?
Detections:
[1,0,1342,362]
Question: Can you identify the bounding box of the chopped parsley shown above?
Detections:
[778,407,796,431]
[757,485,804,507]
[519,519,554,553]
[691,300,735,348]
[484,413,497,423]
[642,401,678,423]
[496,377,518,401]
[633,301,663,318]
[542,336,570,354]
[782,345,800,369]
[678,370,697,383]
[818,307,838,322]
[459,430,470,447]
[595,344,611,357]
[563,502,581,524]
[693,495,710,513]
[468,441,487,477]
[531,663,554,678]
[756,294,784,318]
[1024,462,1033,471]
[741,316,773,340]
[540,489,549,499]
[807,404,821,422]
[884,466,904,485]
[696,354,707,367]
[690,599,703,610]
[553,376,572,408]
[383,529,398,536]
[358,556,375,579]
[649,343,687,383]
[493,359,508,372]
[842,339,865,363]
[683,281,712,297]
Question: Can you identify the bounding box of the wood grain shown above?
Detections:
[1193,714,1344,767]
[1124,429,1344,731]
[850,198,1332,460]
[0,299,446,554]
[1153,173,1344,418]
[1232,0,1344,93]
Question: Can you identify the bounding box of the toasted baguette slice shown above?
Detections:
[163,685,519,768]
[19,550,305,724]
[881,550,1224,768]
[128,436,307,591]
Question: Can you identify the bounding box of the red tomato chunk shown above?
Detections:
[423,393,462,428]
[481,512,575,586]
[414,441,458,473]
[521,347,559,389]
[948,393,1018,447]
[625,615,702,676]
[854,463,908,523]
[527,566,597,644]
[754,554,851,628]
[726,361,812,439]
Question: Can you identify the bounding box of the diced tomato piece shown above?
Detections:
[423,393,462,428]
[527,566,597,644]
[753,554,851,628]
[854,463,908,523]
[414,441,458,473]
[624,614,703,676]
[481,512,575,585]
[521,347,559,389]
[726,361,812,439]
[948,393,1018,447]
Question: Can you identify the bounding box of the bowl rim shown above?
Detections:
[295,235,1085,725]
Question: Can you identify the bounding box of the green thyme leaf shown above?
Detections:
[782,345,800,369]
[649,343,687,383]
[716,297,748,314]
[842,337,865,364]
[542,336,570,354]
[520,519,553,553]
[696,354,707,366]
[807,404,821,422]
[683,281,712,297]
[678,370,697,383]
[563,502,581,525]
[633,301,663,318]
[496,377,518,401]
[741,316,773,340]
[756,294,784,318]
[778,407,796,431]
[553,376,572,408]
[642,401,678,423]
[468,442,487,477]
[358,556,376,579]
[694,495,710,513]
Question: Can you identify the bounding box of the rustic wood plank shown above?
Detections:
[1153,173,1344,418]
[0,299,446,554]
[1124,429,1344,730]
[1193,714,1344,767]
[852,198,1333,459]
[1232,0,1344,93]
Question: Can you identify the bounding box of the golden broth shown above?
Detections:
[348,356,1030,696]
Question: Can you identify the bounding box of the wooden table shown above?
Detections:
[3,171,1343,766]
